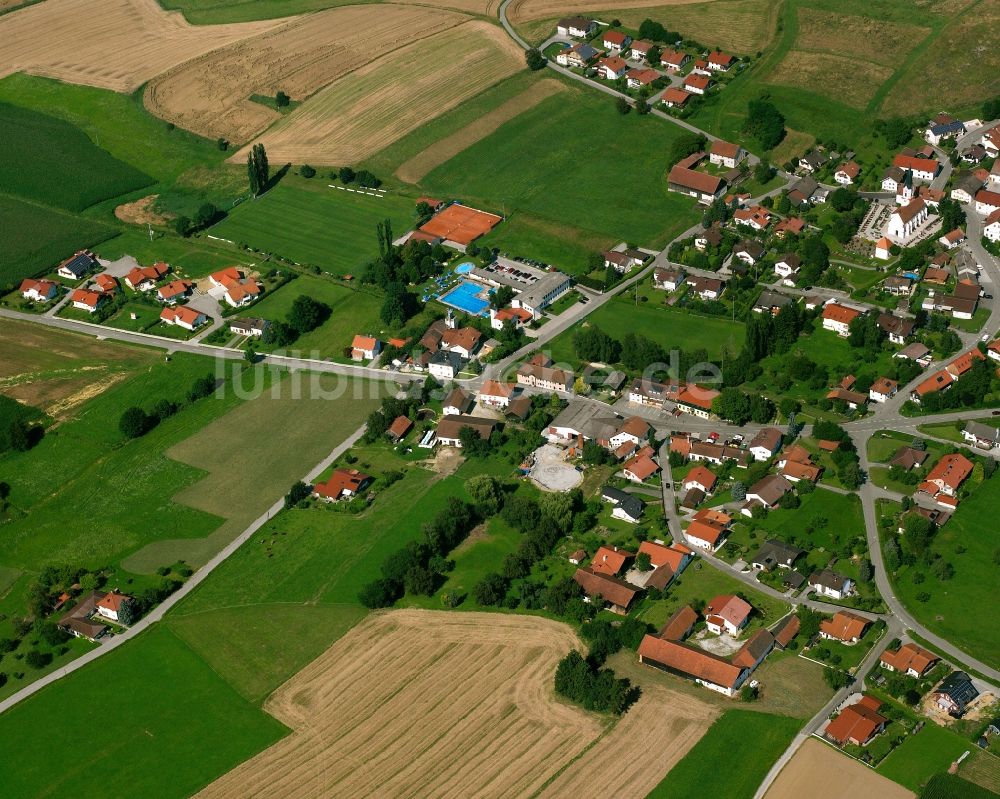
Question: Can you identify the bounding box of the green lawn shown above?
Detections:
[878,723,976,793]
[157,0,363,23]
[0,101,151,212]
[103,301,164,332]
[0,195,116,290]
[416,84,702,274]
[95,229,256,279]
[889,474,1000,667]
[208,178,418,274]
[0,626,288,799]
[646,710,802,799]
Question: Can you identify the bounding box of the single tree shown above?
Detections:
[525,48,546,71]
[275,90,290,107]
[615,96,631,115]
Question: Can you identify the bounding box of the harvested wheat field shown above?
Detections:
[768,51,893,109]
[197,609,717,799]
[0,0,277,93]
[233,20,524,166]
[765,739,914,799]
[616,0,778,54]
[146,4,468,143]
[507,0,707,24]
[795,8,929,67]
[396,78,567,183]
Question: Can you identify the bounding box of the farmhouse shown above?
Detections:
[478,379,513,408]
[19,278,58,302]
[70,288,103,313]
[819,611,870,643]
[573,567,640,614]
[57,592,106,643]
[890,446,929,470]
[160,306,207,330]
[880,643,939,678]
[229,317,269,337]
[709,140,745,169]
[435,414,496,447]
[638,636,747,696]
[869,377,898,403]
[808,569,854,600]
[925,118,965,146]
[517,354,572,392]
[125,262,169,291]
[951,172,983,204]
[351,335,381,361]
[557,16,596,37]
[934,671,979,717]
[821,303,861,336]
[312,468,372,501]
[705,594,753,636]
[825,696,888,746]
[668,153,725,203]
[658,605,698,640]
[96,591,134,623]
[892,154,940,182]
[685,508,732,552]
[56,250,98,280]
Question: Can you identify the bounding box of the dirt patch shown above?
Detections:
[145,4,468,144]
[766,738,914,799]
[530,443,584,492]
[508,0,707,24]
[115,194,172,226]
[795,8,930,67]
[768,50,893,109]
[428,445,463,475]
[196,609,716,799]
[0,0,278,93]
[396,78,567,183]
[230,20,525,166]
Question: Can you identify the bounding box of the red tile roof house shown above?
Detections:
[626,68,659,90]
[918,453,973,500]
[659,49,690,71]
[880,643,939,678]
[441,326,482,359]
[682,73,712,95]
[591,545,634,576]
[668,152,725,203]
[93,273,118,295]
[683,465,717,495]
[490,306,532,331]
[70,288,104,313]
[124,262,169,291]
[734,205,772,230]
[596,55,629,80]
[821,302,861,336]
[351,334,381,361]
[629,39,653,60]
[637,540,692,582]
[706,51,735,71]
[685,508,732,552]
[819,610,871,644]
[674,386,719,419]
[386,415,413,442]
[602,30,631,51]
[834,161,861,185]
[478,379,514,408]
[156,279,193,304]
[96,591,135,623]
[623,446,660,482]
[825,696,888,746]
[638,635,748,696]
[709,140,745,169]
[572,567,640,614]
[704,594,753,636]
[312,468,372,501]
[20,278,58,303]
[224,277,262,307]
[160,306,207,331]
[660,87,691,108]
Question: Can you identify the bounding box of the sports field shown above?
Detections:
[0,101,151,211]
[0,196,116,290]
[0,0,277,93]
[647,710,802,799]
[235,20,524,165]
[146,4,467,143]
[208,180,416,273]
[197,609,717,799]
[766,739,914,799]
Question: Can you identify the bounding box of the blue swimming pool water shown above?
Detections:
[439,280,490,316]
[455,262,475,275]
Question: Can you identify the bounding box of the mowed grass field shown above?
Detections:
[0,195,116,290]
[0,626,288,799]
[158,0,499,24]
[646,710,802,799]
[890,473,1000,668]
[0,101,151,211]
[877,722,977,793]
[414,84,702,273]
[208,180,417,273]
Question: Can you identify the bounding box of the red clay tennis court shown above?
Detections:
[418,203,502,245]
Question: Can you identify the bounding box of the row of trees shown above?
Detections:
[554,650,640,715]
[118,373,218,440]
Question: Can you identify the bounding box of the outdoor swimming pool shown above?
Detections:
[438,280,491,316]
[455,262,475,275]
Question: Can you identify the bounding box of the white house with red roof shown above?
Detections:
[596,56,628,80]
[975,189,1000,216]
[20,278,58,303]
[706,51,734,71]
[70,288,103,313]
[984,209,1000,242]
[660,49,690,71]
[626,68,659,89]
[704,594,752,636]
[124,263,169,292]
[602,30,630,51]
[351,335,380,361]
[709,140,745,169]
[920,453,973,498]
[874,237,893,260]
[160,306,207,331]
[835,161,860,185]
[683,465,717,494]
[156,279,193,304]
[683,73,711,95]
[892,154,940,182]
[96,591,134,623]
[734,205,772,230]
[490,306,533,331]
[479,379,514,408]
[623,445,659,483]
[821,302,861,336]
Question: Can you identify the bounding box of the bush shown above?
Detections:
[300,164,316,178]
[358,578,402,609]
[24,650,51,670]
[119,407,153,439]
[525,48,546,71]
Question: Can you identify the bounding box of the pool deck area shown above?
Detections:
[437,279,492,316]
